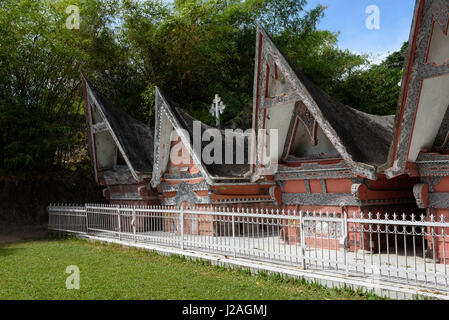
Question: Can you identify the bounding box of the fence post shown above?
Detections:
[117,205,121,241]
[132,205,136,242]
[232,213,236,258]
[85,204,89,235]
[343,210,349,276]
[180,206,184,250]
[300,210,306,269]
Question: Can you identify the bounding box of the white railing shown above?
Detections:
[48,204,449,292]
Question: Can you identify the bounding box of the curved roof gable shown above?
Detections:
[252,25,395,180]
[83,77,154,180]
[151,88,251,188]
[383,0,449,178]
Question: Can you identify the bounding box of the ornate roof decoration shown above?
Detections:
[151,88,252,188]
[384,0,449,178]
[82,76,154,182]
[209,94,226,128]
[251,25,395,181]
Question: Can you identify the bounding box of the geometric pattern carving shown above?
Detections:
[413,183,429,208]
[281,192,414,206]
[295,101,318,146]
[275,160,354,181]
[282,101,318,159]
[432,0,449,31]
[152,88,210,188]
[252,25,378,181]
[386,0,449,178]
[163,181,211,207]
[304,218,342,238]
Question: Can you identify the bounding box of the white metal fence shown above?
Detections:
[48,204,449,292]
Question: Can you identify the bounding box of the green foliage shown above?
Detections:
[140,83,157,126]
[383,41,409,70]
[330,43,408,115]
[0,0,137,172]
[331,65,402,115]
[275,29,368,94]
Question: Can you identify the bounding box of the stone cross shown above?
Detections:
[209,94,226,128]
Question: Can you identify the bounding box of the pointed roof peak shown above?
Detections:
[253,27,395,179]
[83,78,155,176]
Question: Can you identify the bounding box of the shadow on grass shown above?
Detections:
[0,232,72,248]
[0,246,21,257]
[0,233,78,257]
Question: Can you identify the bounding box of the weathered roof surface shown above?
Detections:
[162,93,251,178]
[84,78,154,174]
[285,57,395,166]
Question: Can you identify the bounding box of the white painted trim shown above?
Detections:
[85,83,140,182]
[154,88,254,186]
[155,88,214,185]
[254,25,377,180]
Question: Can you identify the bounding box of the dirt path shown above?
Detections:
[0,225,48,243]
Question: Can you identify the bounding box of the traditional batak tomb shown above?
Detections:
[82,0,449,262]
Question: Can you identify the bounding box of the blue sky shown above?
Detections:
[305,0,415,62]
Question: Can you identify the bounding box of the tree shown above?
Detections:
[121,0,367,128]
[330,42,408,115]
[0,0,130,172]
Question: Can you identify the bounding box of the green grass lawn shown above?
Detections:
[0,237,384,300]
